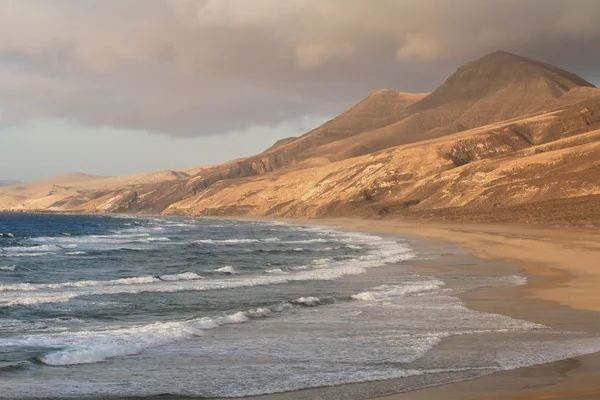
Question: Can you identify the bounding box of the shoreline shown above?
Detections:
[281,218,600,400]
[4,212,600,400]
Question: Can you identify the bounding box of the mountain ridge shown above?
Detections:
[1,50,599,227]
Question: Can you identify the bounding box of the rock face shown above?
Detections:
[1,51,599,227]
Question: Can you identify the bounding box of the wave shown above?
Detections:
[292,296,321,306]
[1,244,60,253]
[0,276,161,292]
[265,268,285,274]
[133,237,171,242]
[165,223,195,228]
[282,238,330,244]
[290,265,309,271]
[0,265,16,271]
[26,232,174,252]
[31,233,151,244]
[0,230,417,306]
[0,249,416,306]
[0,233,15,238]
[0,272,203,293]
[57,244,78,249]
[2,252,50,258]
[209,266,238,274]
[351,280,446,301]
[195,238,260,245]
[30,307,274,366]
[0,360,35,373]
[65,251,87,256]
[158,272,202,281]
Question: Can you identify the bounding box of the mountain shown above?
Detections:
[1,50,599,227]
[0,169,198,212]
[300,50,596,161]
[231,51,596,173]
[0,180,22,187]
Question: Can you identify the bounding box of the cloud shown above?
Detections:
[0,0,599,136]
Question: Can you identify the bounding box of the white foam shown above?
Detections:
[495,275,528,286]
[0,232,15,238]
[0,229,417,306]
[0,265,16,271]
[168,223,195,227]
[195,238,259,245]
[65,251,87,256]
[351,281,446,301]
[283,238,330,244]
[290,265,309,270]
[60,243,79,248]
[27,232,173,252]
[294,296,321,306]
[262,237,281,243]
[135,237,171,242]
[1,244,59,253]
[0,271,208,293]
[265,268,284,274]
[0,276,161,292]
[159,272,202,281]
[209,266,238,274]
[20,307,274,366]
[2,252,49,258]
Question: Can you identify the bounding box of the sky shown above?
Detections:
[1,0,600,182]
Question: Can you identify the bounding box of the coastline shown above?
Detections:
[281,218,600,400]
[3,212,600,400]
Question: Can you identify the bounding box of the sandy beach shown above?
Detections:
[290,218,600,400]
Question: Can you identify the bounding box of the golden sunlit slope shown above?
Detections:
[0,169,200,211]
[1,51,599,227]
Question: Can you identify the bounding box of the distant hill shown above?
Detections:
[0,180,22,187]
[1,50,599,227]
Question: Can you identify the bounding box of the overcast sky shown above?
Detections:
[1,0,599,182]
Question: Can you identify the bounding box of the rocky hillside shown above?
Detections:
[2,51,599,228]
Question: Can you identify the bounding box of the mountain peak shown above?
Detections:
[456,50,593,87]
[413,50,594,111]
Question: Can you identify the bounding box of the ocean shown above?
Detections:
[1,213,600,399]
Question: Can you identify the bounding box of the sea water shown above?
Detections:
[1,213,600,399]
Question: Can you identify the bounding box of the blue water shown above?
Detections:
[1,213,600,399]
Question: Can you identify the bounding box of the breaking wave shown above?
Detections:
[351,280,446,301]
[34,307,274,366]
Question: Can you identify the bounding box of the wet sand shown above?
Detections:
[294,219,600,400]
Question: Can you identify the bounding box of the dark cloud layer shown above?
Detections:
[1,0,599,136]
